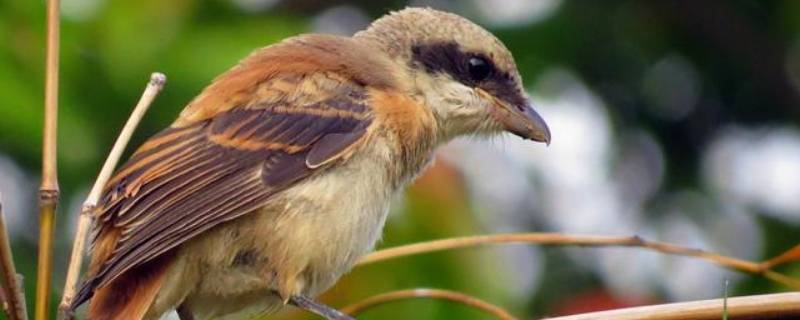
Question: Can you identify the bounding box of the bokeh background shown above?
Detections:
[1,0,800,319]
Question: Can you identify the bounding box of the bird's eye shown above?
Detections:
[467,57,492,81]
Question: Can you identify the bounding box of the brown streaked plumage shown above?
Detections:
[71,7,550,320]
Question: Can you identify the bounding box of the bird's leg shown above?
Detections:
[176,303,195,320]
[289,295,355,320]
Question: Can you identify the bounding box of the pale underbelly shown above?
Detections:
[149,158,395,320]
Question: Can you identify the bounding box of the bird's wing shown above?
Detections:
[78,70,376,303]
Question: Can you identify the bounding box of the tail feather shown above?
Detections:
[86,252,174,320]
[68,227,122,315]
[69,276,100,313]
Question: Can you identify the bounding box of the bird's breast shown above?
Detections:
[154,130,435,319]
[270,142,400,290]
[174,134,404,303]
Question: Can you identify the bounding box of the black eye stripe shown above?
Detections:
[411,42,492,85]
[411,42,527,107]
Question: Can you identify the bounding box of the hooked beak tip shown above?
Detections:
[512,103,551,145]
[529,114,551,145]
[534,130,551,145]
[478,88,551,145]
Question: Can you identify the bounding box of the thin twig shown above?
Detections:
[0,195,27,320]
[37,0,61,319]
[340,288,517,320]
[723,279,729,320]
[57,73,166,317]
[357,233,800,289]
[760,243,800,270]
[543,292,800,320]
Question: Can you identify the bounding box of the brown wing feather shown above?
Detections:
[70,70,376,311]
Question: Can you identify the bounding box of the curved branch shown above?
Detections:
[357,233,800,289]
[340,288,517,320]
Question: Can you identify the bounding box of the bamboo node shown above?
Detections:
[38,189,60,205]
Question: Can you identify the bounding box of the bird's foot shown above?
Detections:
[289,295,355,320]
[176,303,195,320]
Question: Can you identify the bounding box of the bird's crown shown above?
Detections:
[355,7,519,82]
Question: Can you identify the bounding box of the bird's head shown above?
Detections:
[355,7,550,144]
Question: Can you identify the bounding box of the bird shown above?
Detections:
[69,7,550,320]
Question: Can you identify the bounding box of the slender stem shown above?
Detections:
[0,197,27,320]
[35,203,56,320]
[37,0,61,319]
[357,233,800,289]
[722,279,729,320]
[41,1,59,192]
[543,292,800,320]
[58,73,166,317]
[340,288,517,320]
[760,243,800,270]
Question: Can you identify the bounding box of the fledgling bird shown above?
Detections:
[70,7,550,320]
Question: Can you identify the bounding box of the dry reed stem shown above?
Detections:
[0,196,27,320]
[340,288,517,320]
[57,73,166,317]
[35,202,56,320]
[760,243,800,270]
[357,233,800,289]
[543,292,800,320]
[36,0,61,319]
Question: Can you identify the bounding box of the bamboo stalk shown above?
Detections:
[57,73,166,318]
[340,288,517,320]
[543,292,800,320]
[357,233,800,289]
[0,195,27,320]
[36,0,61,319]
[35,202,55,320]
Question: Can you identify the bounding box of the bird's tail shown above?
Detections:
[85,253,174,320]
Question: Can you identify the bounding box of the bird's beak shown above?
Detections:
[477,88,551,144]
